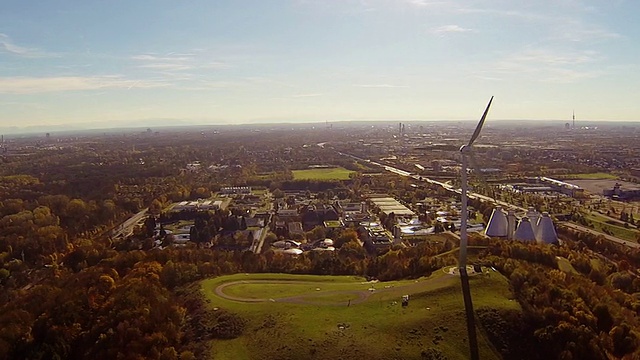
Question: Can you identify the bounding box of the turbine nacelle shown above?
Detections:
[459,144,472,153]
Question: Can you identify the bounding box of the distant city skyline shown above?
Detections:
[1,0,640,130]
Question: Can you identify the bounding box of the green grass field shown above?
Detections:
[556,257,578,274]
[202,271,519,360]
[292,167,355,181]
[590,258,607,272]
[583,213,639,242]
[222,281,363,300]
[163,220,194,233]
[563,172,618,180]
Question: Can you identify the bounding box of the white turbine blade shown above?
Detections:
[467,96,494,146]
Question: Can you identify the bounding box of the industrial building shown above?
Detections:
[368,197,415,218]
[538,177,585,198]
[603,183,640,200]
[485,206,558,244]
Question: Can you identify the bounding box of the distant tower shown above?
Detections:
[572,110,575,129]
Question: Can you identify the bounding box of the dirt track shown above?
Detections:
[213,273,456,306]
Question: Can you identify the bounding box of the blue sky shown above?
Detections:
[1,0,639,129]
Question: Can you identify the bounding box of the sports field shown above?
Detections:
[202,270,519,360]
[292,167,355,180]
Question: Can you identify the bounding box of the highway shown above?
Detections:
[112,208,148,239]
[249,227,267,254]
[340,152,638,249]
[341,152,526,212]
[249,196,274,254]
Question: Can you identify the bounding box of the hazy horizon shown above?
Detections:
[2,117,639,137]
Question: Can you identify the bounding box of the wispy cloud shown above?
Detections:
[0,33,53,58]
[405,0,450,7]
[483,48,604,83]
[176,80,239,91]
[431,24,475,35]
[455,7,548,22]
[0,76,167,94]
[353,84,408,88]
[131,52,230,74]
[454,3,620,43]
[292,93,322,98]
[555,21,621,42]
[139,63,194,71]
[507,49,600,66]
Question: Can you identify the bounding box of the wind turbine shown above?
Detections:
[458,96,493,360]
[459,96,493,270]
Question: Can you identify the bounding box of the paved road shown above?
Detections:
[249,195,273,254]
[341,152,525,212]
[112,208,148,239]
[249,227,266,254]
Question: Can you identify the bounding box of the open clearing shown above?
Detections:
[556,256,578,274]
[292,167,355,180]
[563,172,618,180]
[202,271,519,360]
[570,179,628,194]
[583,213,639,242]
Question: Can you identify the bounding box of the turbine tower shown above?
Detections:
[458,97,493,360]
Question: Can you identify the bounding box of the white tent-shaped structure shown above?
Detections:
[536,212,558,244]
[526,207,540,235]
[513,217,536,242]
[484,207,559,245]
[485,206,508,237]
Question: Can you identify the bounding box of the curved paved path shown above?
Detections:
[213,273,457,306]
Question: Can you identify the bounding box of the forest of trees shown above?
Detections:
[3,227,640,359]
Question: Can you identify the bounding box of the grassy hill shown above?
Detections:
[201,270,520,360]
